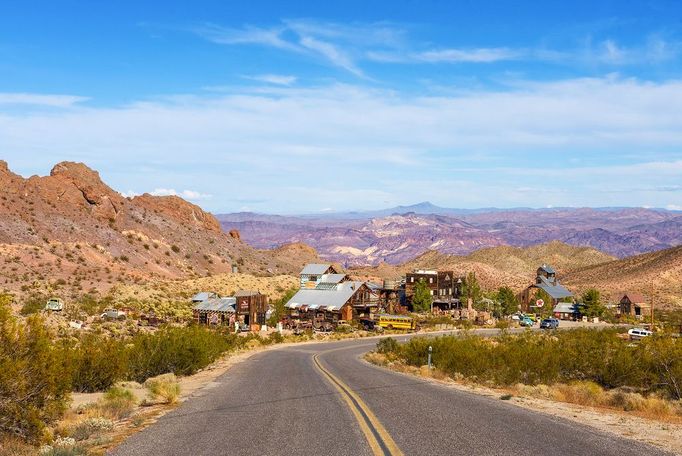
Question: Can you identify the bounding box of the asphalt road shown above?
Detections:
[111,333,673,456]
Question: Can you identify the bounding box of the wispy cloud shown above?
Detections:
[0,92,89,107]
[243,74,298,85]
[150,188,212,200]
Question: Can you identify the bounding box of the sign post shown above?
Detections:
[428,345,433,369]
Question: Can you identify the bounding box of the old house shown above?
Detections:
[299,263,341,289]
[520,264,573,312]
[285,274,377,326]
[235,290,268,330]
[193,295,236,325]
[405,269,464,310]
[618,292,651,319]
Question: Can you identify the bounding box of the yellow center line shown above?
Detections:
[313,353,404,456]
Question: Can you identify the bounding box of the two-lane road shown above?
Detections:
[112,336,672,456]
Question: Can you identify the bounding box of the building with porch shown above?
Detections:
[405,269,464,310]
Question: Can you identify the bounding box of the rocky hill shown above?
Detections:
[0,161,313,300]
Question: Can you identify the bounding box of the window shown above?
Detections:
[410,277,414,283]
[429,278,433,284]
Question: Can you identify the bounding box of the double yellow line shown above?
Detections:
[313,353,403,456]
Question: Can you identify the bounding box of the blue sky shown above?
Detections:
[1,0,682,213]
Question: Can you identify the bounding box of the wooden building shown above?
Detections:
[618,292,651,319]
[193,296,236,326]
[299,263,341,289]
[235,290,268,330]
[405,269,464,309]
[520,264,573,312]
[285,280,378,326]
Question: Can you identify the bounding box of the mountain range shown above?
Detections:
[217,203,682,265]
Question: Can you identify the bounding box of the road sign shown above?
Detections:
[536,299,544,308]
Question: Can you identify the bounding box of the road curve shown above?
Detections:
[111,336,673,456]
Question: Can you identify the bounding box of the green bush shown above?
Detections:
[395,329,682,399]
[376,337,399,354]
[0,298,71,442]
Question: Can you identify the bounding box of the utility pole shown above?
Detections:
[650,281,655,329]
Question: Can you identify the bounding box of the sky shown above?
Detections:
[1,0,682,214]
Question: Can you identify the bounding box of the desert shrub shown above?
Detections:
[98,386,136,419]
[67,335,129,393]
[126,326,236,382]
[0,298,71,442]
[495,319,511,330]
[0,436,35,456]
[267,331,285,345]
[144,374,180,405]
[70,417,114,441]
[376,337,399,355]
[19,293,46,315]
[395,329,682,397]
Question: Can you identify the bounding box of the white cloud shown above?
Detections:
[243,74,297,85]
[666,204,682,211]
[150,188,212,200]
[0,92,89,107]
[416,47,522,63]
[3,76,682,211]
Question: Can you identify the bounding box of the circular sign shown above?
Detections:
[536,299,544,308]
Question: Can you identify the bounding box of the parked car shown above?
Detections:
[45,298,64,312]
[628,328,653,339]
[519,316,535,327]
[359,318,383,331]
[540,318,559,329]
[100,308,126,320]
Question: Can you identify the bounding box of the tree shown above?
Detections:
[461,272,481,306]
[497,287,519,316]
[412,278,433,313]
[579,288,606,318]
[267,287,297,326]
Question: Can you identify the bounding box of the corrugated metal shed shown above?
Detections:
[300,264,334,275]
[194,297,236,313]
[286,281,365,311]
[318,273,347,284]
[191,292,218,302]
[553,302,578,314]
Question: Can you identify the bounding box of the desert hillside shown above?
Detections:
[563,245,682,306]
[351,241,617,294]
[0,161,316,301]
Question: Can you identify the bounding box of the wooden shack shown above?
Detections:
[235,290,268,330]
[618,293,651,319]
[405,270,463,310]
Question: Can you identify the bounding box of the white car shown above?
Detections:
[628,328,653,339]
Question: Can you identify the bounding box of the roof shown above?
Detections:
[538,264,556,274]
[553,302,578,314]
[620,292,646,303]
[300,263,335,275]
[286,281,368,311]
[317,273,347,284]
[194,297,236,313]
[536,276,573,299]
[234,290,260,297]
[191,292,218,302]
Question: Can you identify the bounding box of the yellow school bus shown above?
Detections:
[376,314,416,331]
